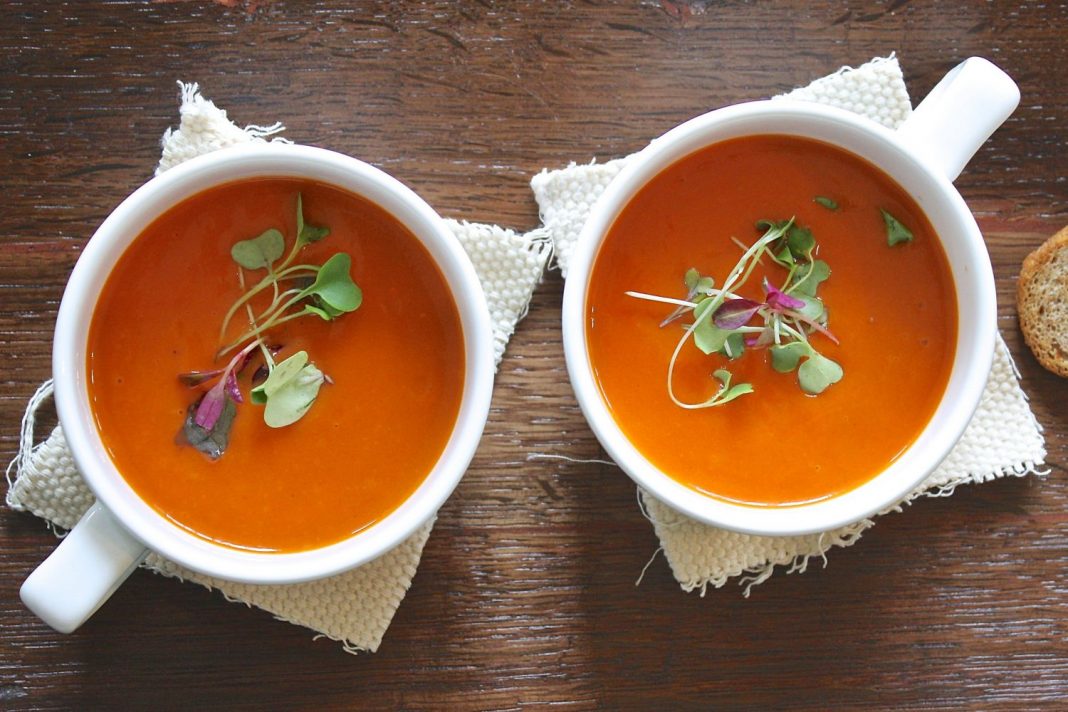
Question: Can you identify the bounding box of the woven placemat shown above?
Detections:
[531,55,1047,594]
[7,83,551,652]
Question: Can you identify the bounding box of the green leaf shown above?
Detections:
[684,268,700,291]
[691,298,728,354]
[755,218,791,233]
[706,369,753,406]
[693,320,730,355]
[303,301,344,321]
[721,332,745,360]
[684,268,714,295]
[231,228,285,270]
[798,351,844,394]
[263,362,325,428]
[796,295,825,321]
[774,245,795,266]
[301,253,362,313]
[792,260,830,297]
[296,194,330,246]
[881,209,914,246]
[786,225,815,260]
[814,196,839,211]
[253,350,308,403]
[770,341,810,372]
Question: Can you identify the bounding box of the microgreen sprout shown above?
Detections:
[626,217,843,409]
[177,194,361,459]
[881,208,914,246]
[814,195,839,211]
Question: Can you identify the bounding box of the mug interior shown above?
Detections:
[54,144,494,583]
[563,101,995,536]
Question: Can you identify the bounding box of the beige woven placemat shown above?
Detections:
[6,83,551,652]
[531,55,1047,594]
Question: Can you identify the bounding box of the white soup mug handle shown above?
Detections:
[896,56,1020,182]
[21,502,148,633]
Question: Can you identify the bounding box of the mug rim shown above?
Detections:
[53,143,495,583]
[562,100,995,536]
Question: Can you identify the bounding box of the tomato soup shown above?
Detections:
[586,135,957,507]
[87,178,464,552]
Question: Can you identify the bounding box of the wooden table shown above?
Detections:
[2,2,1065,708]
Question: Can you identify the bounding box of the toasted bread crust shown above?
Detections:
[1018,225,1068,377]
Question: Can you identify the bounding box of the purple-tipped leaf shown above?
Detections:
[746,327,775,348]
[224,370,244,404]
[764,279,805,311]
[713,298,762,330]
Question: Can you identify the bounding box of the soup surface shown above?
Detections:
[88,178,464,552]
[586,135,957,506]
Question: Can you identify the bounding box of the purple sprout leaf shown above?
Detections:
[179,392,238,460]
[194,381,228,430]
[713,298,762,330]
[764,278,806,311]
[224,369,244,404]
[746,326,775,348]
[189,342,257,430]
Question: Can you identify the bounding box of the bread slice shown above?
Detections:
[1018,225,1068,376]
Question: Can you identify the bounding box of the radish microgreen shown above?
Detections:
[177,194,361,459]
[881,209,914,246]
[626,217,843,409]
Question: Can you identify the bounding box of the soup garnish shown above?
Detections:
[177,194,362,459]
[881,208,914,245]
[625,216,843,407]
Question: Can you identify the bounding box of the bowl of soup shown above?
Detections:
[22,144,494,632]
[562,58,1019,536]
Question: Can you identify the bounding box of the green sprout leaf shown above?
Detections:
[770,341,810,373]
[296,194,330,247]
[814,196,839,211]
[300,253,362,313]
[881,209,914,246]
[786,225,815,260]
[304,301,343,321]
[755,218,791,233]
[691,298,729,355]
[758,219,815,263]
[231,228,285,270]
[699,369,753,407]
[263,362,325,428]
[250,350,327,428]
[254,350,309,400]
[792,260,830,297]
[795,295,825,321]
[721,332,745,360]
[798,351,844,394]
[693,320,730,355]
[684,268,715,295]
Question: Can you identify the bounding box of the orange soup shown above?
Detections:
[87,178,464,552]
[586,135,957,507]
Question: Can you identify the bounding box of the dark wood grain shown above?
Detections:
[1,1,1066,709]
